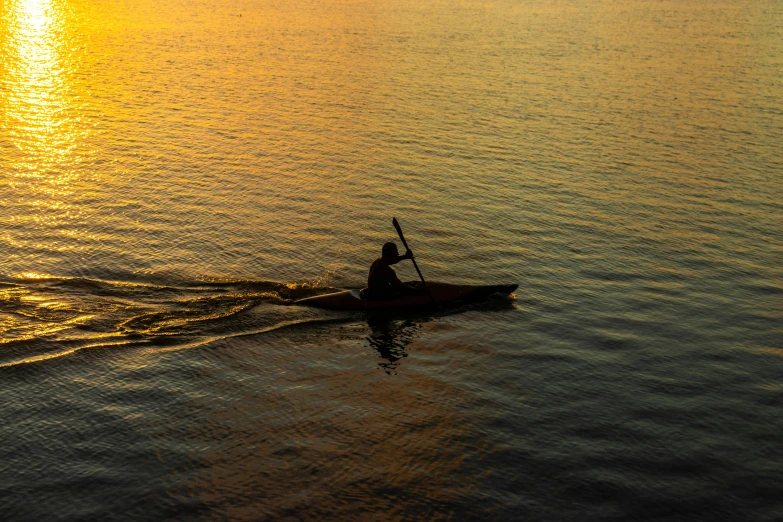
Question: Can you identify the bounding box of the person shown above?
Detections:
[363,242,420,300]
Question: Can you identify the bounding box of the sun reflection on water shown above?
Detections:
[1,0,87,203]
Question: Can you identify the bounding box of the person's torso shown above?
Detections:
[367,259,396,293]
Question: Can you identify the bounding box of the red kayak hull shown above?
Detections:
[294,282,518,310]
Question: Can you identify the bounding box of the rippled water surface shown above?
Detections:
[1,0,781,520]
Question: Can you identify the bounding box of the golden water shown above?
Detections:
[1,0,781,519]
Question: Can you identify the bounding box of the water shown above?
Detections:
[1,0,781,519]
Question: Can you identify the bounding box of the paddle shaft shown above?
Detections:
[392,218,435,304]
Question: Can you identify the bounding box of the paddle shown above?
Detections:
[392,217,435,305]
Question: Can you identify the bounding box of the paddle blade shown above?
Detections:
[392,217,408,249]
[392,217,402,237]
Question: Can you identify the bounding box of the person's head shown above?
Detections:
[381,242,400,262]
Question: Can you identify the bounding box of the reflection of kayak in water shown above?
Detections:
[294,282,518,310]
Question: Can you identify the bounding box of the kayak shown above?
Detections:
[294,282,518,311]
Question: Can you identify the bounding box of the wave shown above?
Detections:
[0,274,347,368]
[0,273,517,369]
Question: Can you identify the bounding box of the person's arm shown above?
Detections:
[389,267,421,294]
[389,268,408,291]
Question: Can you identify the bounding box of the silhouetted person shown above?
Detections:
[363,242,419,300]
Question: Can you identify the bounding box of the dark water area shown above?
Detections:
[0,270,781,520]
[2,0,782,519]
[1,269,780,520]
